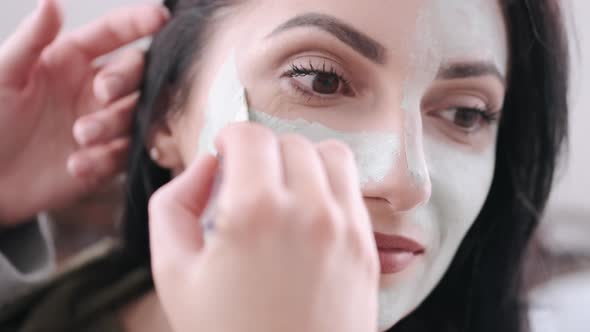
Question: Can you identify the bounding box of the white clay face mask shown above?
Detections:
[250,111,401,185]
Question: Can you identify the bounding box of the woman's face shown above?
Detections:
[153,0,508,330]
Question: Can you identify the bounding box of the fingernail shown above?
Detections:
[96,76,124,103]
[67,156,93,177]
[74,121,102,145]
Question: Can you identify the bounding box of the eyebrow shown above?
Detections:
[437,62,506,85]
[267,12,387,65]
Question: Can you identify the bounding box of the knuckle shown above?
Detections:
[215,186,287,236]
[110,8,143,36]
[147,188,169,217]
[95,145,127,177]
[365,247,380,278]
[346,224,379,277]
[220,123,277,147]
[346,224,370,256]
[305,201,345,245]
[318,139,355,162]
[93,165,118,184]
[103,49,144,74]
[362,249,380,279]
[280,133,313,149]
[136,5,169,33]
[120,47,144,64]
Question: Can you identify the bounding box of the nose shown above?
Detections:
[362,110,432,213]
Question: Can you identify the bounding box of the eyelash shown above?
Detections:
[465,107,499,123]
[283,61,352,100]
[436,105,500,135]
[287,62,351,85]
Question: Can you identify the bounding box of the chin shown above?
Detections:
[377,288,418,332]
[376,256,431,332]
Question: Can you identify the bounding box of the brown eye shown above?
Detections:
[453,108,481,129]
[287,63,351,97]
[435,107,493,133]
[312,72,340,94]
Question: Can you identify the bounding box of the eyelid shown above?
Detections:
[284,55,351,82]
[423,94,497,115]
[436,108,495,124]
[427,107,500,139]
[283,73,351,106]
[423,79,505,114]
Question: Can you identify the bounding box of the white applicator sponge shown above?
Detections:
[197,52,249,156]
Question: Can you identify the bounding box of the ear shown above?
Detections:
[149,122,183,171]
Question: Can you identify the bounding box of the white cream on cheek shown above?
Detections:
[250,110,401,185]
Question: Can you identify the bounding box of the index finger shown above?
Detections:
[0,0,62,87]
[149,154,219,263]
[68,4,169,59]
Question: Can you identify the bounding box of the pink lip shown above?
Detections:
[374,232,425,274]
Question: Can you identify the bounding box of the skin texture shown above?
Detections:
[0,0,169,224]
[151,0,508,330]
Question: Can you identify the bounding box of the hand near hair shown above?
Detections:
[0,0,169,224]
[149,124,379,332]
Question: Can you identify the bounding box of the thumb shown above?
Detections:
[0,0,62,87]
[149,154,219,266]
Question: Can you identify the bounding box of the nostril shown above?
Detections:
[359,148,432,213]
[398,184,430,212]
[361,175,431,213]
[416,178,432,207]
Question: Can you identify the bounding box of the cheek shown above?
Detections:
[412,134,496,294]
[376,134,496,330]
[250,109,402,185]
[425,136,496,231]
[378,136,497,327]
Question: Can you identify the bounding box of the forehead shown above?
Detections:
[237,0,508,74]
[426,0,509,74]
